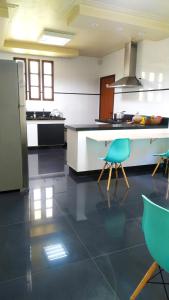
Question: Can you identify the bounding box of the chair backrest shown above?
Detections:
[166,150,169,158]
[105,138,131,163]
[154,150,169,157]
[142,194,169,273]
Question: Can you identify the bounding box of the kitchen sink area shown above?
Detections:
[26,111,66,147]
[26,111,65,121]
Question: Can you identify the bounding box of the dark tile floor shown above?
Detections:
[0,147,169,299]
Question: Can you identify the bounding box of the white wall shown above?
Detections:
[1,37,169,125]
[0,52,100,124]
[100,39,169,117]
[100,48,124,81]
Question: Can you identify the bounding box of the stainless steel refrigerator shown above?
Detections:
[0,60,28,192]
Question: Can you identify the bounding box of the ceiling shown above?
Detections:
[1,0,169,57]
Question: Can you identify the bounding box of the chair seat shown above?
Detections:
[130,195,169,299]
[153,151,169,158]
[99,157,127,163]
[105,158,125,163]
[98,139,131,190]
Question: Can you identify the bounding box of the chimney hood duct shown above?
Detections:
[107,42,142,88]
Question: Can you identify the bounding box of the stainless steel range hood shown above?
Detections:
[107,42,142,88]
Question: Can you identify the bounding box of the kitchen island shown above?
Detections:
[66,123,169,172]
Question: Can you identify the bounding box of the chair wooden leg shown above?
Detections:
[115,163,118,179]
[121,164,130,188]
[165,159,169,175]
[166,181,169,200]
[107,164,113,191]
[152,158,163,176]
[98,162,107,183]
[130,262,158,300]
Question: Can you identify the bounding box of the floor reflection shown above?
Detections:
[30,186,54,222]
[98,180,129,208]
[28,148,66,178]
[44,243,68,261]
[148,176,169,208]
[1,148,169,299]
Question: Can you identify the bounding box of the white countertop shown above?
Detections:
[86,128,169,141]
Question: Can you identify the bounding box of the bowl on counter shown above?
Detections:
[132,115,163,125]
[150,116,163,125]
[132,114,143,124]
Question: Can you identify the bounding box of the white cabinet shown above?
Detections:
[26,120,65,147]
[27,123,38,146]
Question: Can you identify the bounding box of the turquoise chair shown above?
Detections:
[152,150,169,176]
[130,195,169,299]
[98,138,131,191]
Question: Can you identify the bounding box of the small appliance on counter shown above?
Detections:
[113,111,126,122]
[50,109,63,118]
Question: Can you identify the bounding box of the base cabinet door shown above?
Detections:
[38,124,64,146]
[27,123,38,146]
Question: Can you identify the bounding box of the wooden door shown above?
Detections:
[99,75,115,120]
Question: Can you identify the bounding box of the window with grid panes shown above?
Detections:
[42,60,54,100]
[28,59,41,100]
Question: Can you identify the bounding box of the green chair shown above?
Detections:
[152,150,169,176]
[130,195,169,299]
[98,138,131,191]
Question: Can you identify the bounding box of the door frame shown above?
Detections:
[99,74,115,119]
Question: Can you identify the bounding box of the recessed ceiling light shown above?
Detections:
[116,26,124,32]
[39,30,74,46]
[138,31,145,38]
[91,23,99,28]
